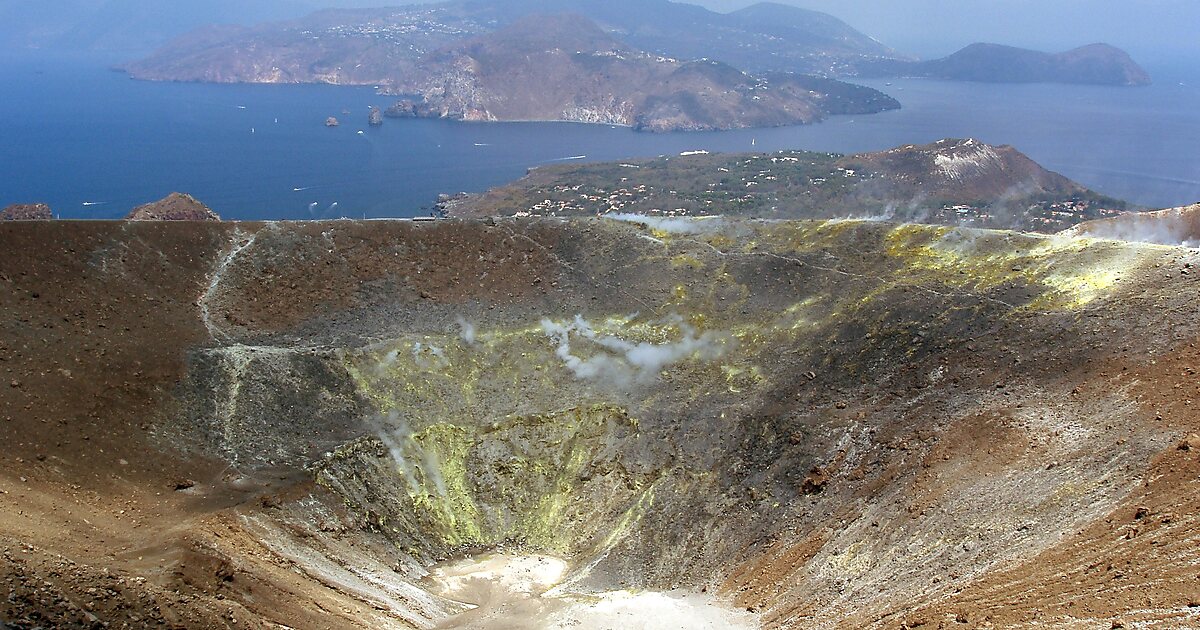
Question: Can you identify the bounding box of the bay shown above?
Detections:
[1,52,1197,220]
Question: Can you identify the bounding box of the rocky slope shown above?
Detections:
[446,139,1128,231]
[856,42,1152,86]
[2,217,1199,628]
[126,192,221,221]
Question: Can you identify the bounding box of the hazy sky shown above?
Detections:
[320,0,1198,64]
[714,0,1200,61]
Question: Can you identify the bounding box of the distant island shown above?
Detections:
[443,139,1130,233]
[119,0,906,81]
[123,12,900,132]
[856,43,1151,86]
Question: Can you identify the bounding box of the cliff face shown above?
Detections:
[857,42,1151,86]
[126,193,221,221]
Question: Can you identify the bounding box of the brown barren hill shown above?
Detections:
[126,192,221,221]
[842,138,1084,201]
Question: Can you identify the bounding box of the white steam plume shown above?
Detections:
[456,316,477,345]
[607,214,725,235]
[541,315,732,388]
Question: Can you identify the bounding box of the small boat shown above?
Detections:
[236,105,247,110]
[81,201,105,207]
[357,130,365,135]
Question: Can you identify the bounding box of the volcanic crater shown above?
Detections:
[1,217,1199,629]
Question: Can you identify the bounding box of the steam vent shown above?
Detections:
[2,217,1200,629]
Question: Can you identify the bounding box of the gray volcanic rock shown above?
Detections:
[126,193,221,221]
[0,203,52,221]
[857,42,1151,86]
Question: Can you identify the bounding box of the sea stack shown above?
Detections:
[325,117,340,127]
[368,106,383,127]
[0,203,53,220]
[126,193,221,221]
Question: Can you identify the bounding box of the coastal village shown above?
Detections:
[298,9,488,48]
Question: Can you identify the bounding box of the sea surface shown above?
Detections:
[2,52,1199,220]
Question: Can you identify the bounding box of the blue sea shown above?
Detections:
[2,52,1199,220]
